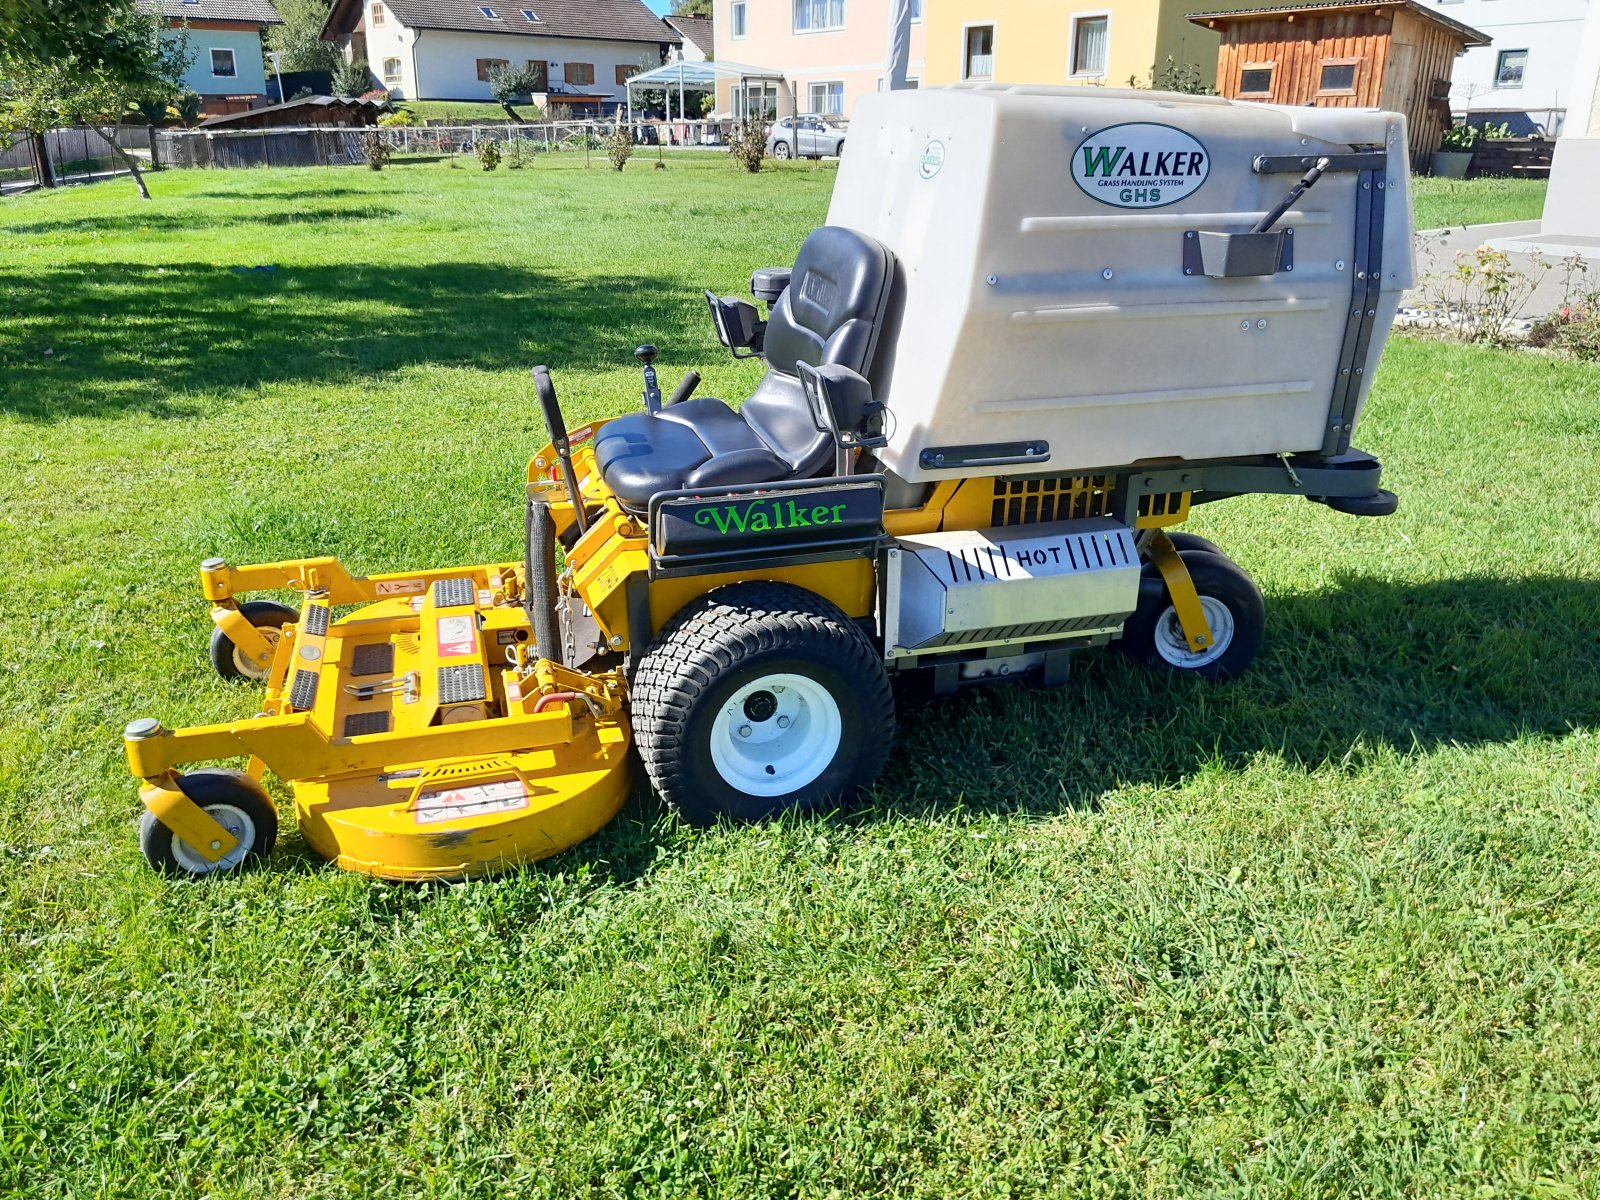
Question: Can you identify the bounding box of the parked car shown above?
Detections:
[765,114,846,160]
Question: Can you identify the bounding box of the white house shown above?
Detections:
[137,0,282,117]
[320,0,680,114]
[1427,0,1589,133]
[664,13,715,63]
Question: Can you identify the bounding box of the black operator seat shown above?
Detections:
[593,226,894,513]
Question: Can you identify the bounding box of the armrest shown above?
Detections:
[704,290,765,359]
[750,267,792,304]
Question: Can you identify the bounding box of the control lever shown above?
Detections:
[531,365,588,537]
[666,369,700,407]
[1253,156,1330,234]
[635,344,664,413]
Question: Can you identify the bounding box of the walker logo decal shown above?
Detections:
[919,139,945,179]
[654,483,885,558]
[693,498,850,535]
[1071,122,1210,210]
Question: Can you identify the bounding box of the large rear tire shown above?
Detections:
[632,583,894,825]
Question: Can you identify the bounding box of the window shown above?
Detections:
[963,25,993,80]
[210,48,236,77]
[476,57,509,81]
[616,63,639,86]
[371,1,384,25]
[527,59,547,88]
[382,56,402,84]
[793,0,845,34]
[1239,64,1273,94]
[564,62,594,87]
[1070,14,1108,76]
[1496,49,1527,88]
[911,0,921,18]
[1319,59,1357,92]
[733,82,778,118]
[808,80,844,114]
[521,7,541,20]
[731,0,746,37]
[479,6,500,18]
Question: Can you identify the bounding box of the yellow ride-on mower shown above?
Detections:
[124,86,1412,879]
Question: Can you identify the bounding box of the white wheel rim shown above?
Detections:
[170,802,256,875]
[232,627,280,681]
[1152,596,1235,669]
[708,672,842,798]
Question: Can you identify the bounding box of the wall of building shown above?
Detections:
[711,0,926,118]
[921,0,1258,91]
[167,24,269,98]
[1425,0,1586,127]
[405,30,664,103]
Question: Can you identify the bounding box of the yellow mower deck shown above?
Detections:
[126,558,632,881]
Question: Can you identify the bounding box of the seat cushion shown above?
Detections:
[594,398,774,512]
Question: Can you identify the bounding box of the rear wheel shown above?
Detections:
[139,769,278,878]
[633,583,894,824]
[1162,531,1226,559]
[1116,551,1264,680]
[209,600,298,682]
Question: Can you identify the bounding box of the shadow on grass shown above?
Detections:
[0,204,400,238]
[0,259,691,420]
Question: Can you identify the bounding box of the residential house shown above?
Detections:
[1189,2,1488,170]
[922,0,1261,93]
[1423,0,1587,134]
[138,0,283,117]
[710,0,926,119]
[665,13,715,63]
[320,0,680,115]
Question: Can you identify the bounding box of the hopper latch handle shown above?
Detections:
[1253,156,1330,235]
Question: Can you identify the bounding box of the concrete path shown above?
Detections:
[1403,220,1587,323]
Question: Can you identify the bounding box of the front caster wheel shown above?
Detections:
[633,582,895,825]
[139,769,279,878]
[209,600,298,682]
[1116,551,1265,681]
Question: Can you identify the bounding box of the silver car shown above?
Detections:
[765,115,847,160]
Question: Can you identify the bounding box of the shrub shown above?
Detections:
[1440,123,1481,153]
[1420,242,1546,345]
[377,109,417,127]
[360,88,390,102]
[727,119,770,173]
[363,131,391,171]
[605,124,634,171]
[476,139,502,170]
[332,58,370,97]
[504,138,532,169]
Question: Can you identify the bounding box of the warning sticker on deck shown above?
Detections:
[436,614,476,658]
[376,579,426,596]
[413,779,529,825]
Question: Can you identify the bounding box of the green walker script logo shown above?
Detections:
[693,497,851,535]
[1072,122,1210,210]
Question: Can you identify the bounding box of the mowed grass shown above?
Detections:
[1411,175,1547,230]
[1,161,1598,1198]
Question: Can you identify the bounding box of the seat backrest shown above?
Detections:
[761,226,894,381]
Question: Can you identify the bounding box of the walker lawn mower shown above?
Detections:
[125,85,1412,879]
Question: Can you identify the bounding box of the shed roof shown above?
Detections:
[1186,1,1490,47]
[197,94,389,127]
[663,13,714,57]
[322,0,678,46]
[138,0,281,23]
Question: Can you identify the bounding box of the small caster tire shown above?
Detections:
[633,582,895,825]
[139,769,278,878]
[1160,531,1226,559]
[209,600,298,682]
[1117,550,1265,681]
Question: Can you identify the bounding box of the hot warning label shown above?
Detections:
[435,614,476,658]
[413,779,529,825]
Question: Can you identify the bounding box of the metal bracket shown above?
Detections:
[140,774,240,863]
[919,440,1049,470]
[1145,531,1213,654]
[1324,168,1387,455]
[1183,227,1292,278]
[1253,152,1388,174]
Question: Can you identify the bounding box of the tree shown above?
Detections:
[486,63,538,121]
[331,56,370,97]
[0,0,148,78]
[672,0,712,16]
[266,0,339,74]
[0,8,193,198]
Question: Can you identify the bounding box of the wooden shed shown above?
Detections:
[1187,1,1489,170]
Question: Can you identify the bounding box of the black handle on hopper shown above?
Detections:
[1253,156,1331,235]
[532,365,588,537]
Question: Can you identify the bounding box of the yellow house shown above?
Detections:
[923,0,1265,91]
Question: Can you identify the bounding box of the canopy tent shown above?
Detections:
[623,59,790,129]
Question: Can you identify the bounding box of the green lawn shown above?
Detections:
[1411,175,1547,230]
[2,163,1598,1198]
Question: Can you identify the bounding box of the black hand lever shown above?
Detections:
[1253,156,1330,234]
[635,344,664,413]
[666,370,700,407]
[532,365,587,537]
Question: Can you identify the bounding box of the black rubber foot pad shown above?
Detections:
[350,642,395,677]
[305,604,330,637]
[433,577,476,609]
[288,668,318,711]
[343,711,391,737]
[437,663,486,705]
